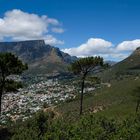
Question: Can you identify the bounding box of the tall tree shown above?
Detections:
[0,53,28,114]
[69,56,104,115]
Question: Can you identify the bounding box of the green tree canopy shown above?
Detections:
[0,52,28,114]
[69,56,103,75]
[69,56,104,114]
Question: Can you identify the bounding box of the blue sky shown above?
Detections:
[0,0,140,61]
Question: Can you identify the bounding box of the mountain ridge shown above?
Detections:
[99,47,140,81]
[0,40,77,74]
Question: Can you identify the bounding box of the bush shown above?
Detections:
[1,113,140,140]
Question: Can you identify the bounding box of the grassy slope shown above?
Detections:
[99,51,140,81]
[56,76,140,120]
[2,76,140,140]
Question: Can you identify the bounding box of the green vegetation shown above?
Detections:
[0,52,28,114]
[132,86,140,113]
[1,51,140,139]
[1,111,140,140]
[69,56,103,115]
[57,76,140,119]
[1,76,140,139]
[99,48,140,81]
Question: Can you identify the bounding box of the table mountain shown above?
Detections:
[0,40,77,75]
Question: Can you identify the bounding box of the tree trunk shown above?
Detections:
[0,92,2,115]
[80,77,85,115]
[0,74,5,116]
[0,85,4,116]
[136,101,140,114]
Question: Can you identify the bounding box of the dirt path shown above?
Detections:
[44,106,61,119]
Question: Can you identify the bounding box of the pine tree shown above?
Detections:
[69,56,104,115]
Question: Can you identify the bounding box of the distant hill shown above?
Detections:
[100,47,140,81]
[0,40,77,75]
[105,60,116,66]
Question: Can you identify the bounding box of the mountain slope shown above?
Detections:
[100,47,140,81]
[0,40,77,74]
[57,77,139,119]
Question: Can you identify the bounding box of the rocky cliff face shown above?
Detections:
[0,40,77,74]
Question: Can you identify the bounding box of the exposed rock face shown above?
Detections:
[0,40,77,74]
[131,47,140,56]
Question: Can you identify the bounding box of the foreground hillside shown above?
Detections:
[57,76,140,120]
[1,76,140,140]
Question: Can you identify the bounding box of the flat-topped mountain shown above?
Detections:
[0,40,77,74]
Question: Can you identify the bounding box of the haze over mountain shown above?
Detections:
[0,40,77,75]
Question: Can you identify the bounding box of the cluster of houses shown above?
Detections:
[1,79,76,125]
